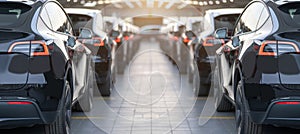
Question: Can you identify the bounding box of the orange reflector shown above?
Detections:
[7,101,32,105]
[276,101,300,105]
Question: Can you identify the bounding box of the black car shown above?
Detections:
[0,0,93,133]
[214,0,300,133]
[66,8,112,96]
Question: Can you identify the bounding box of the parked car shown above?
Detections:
[214,0,300,133]
[66,8,112,96]
[193,8,243,96]
[181,30,197,46]
[0,0,94,133]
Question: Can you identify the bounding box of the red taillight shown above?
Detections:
[115,37,121,43]
[276,101,300,105]
[183,37,190,43]
[124,36,129,41]
[258,41,300,56]
[7,101,32,105]
[93,37,104,47]
[8,41,49,56]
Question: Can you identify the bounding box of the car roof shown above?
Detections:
[0,0,50,4]
[205,8,244,18]
[65,8,101,17]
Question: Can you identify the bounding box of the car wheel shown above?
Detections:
[44,81,72,134]
[214,67,233,112]
[98,75,111,96]
[75,70,94,112]
[197,83,210,96]
[235,80,262,134]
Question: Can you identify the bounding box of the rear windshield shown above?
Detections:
[110,30,120,37]
[214,14,240,30]
[278,2,300,28]
[68,14,92,35]
[186,31,196,37]
[0,2,31,26]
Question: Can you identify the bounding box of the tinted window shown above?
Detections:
[235,2,264,34]
[214,14,240,35]
[45,2,72,34]
[68,14,93,35]
[110,31,120,37]
[278,2,300,28]
[186,31,196,37]
[0,3,31,26]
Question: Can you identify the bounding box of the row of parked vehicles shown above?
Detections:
[0,0,138,133]
[182,0,300,134]
[160,0,300,133]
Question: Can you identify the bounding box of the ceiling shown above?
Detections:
[59,0,251,17]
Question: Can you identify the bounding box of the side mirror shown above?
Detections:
[232,36,240,47]
[214,27,228,39]
[78,28,93,39]
[67,36,76,47]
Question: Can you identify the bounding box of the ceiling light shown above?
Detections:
[193,0,198,5]
[80,0,85,4]
[84,1,97,7]
[98,0,104,4]
[199,1,203,6]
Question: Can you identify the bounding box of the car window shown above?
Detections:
[235,2,264,35]
[0,2,31,27]
[214,14,240,36]
[278,2,300,28]
[68,14,93,35]
[44,2,73,34]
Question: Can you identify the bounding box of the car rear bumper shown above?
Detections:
[250,98,300,128]
[0,96,56,128]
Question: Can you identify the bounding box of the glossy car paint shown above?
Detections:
[215,0,300,128]
[0,0,92,128]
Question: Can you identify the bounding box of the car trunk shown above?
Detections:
[0,31,34,90]
[276,38,300,89]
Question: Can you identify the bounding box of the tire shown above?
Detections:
[74,70,93,112]
[197,83,210,96]
[235,81,262,134]
[193,71,209,96]
[214,67,233,112]
[44,81,72,134]
[98,75,111,96]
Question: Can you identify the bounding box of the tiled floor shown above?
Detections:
[71,37,236,134]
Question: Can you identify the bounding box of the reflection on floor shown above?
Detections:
[71,37,236,134]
